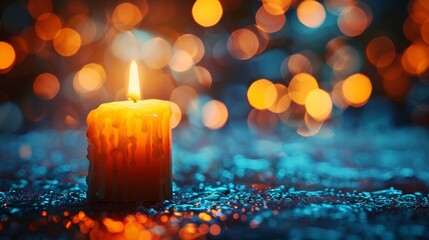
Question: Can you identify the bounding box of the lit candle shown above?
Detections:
[86,61,172,202]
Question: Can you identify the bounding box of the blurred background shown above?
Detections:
[0,0,428,135]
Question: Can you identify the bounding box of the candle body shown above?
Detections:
[86,99,172,202]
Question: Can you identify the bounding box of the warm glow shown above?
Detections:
[228,28,259,60]
[255,6,286,33]
[33,73,60,100]
[288,73,319,105]
[170,102,182,129]
[305,89,332,121]
[169,50,194,72]
[338,5,372,37]
[35,13,63,41]
[174,34,205,64]
[0,41,16,70]
[268,84,291,113]
[247,79,277,110]
[262,0,291,15]
[27,0,53,19]
[202,100,229,129]
[170,85,198,114]
[73,63,106,94]
[128,61,141,102]
[192,0,223,27]
[53,28,81,57]
[112,3,143,30]
[342,73,372,107]
[297,0,326,28]
[401,40,429,75]
[366,36,396,68]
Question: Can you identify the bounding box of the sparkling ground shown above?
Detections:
[0,125,429,239]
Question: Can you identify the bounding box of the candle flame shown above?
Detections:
[128,60,140,102]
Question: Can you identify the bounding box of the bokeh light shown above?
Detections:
[0,41,16,70]
[288,73,319,105]
[268,84,291,113]
[174,34,205,64]
[170,85,198,114]
[27,0,53,19]
[142,37,172,69]
[366,36,396,68]
[228,28,259,60]
[202,100,228,129]
[342,73,372,107]
[305,89,332,121]
[73,63,106,94]
[192,0,223,27]
[401,40,429,75]
[53,28,81,57]
[247,79,277,110]
[297,0,326,28]
[33,73,60,100]
[262,0,291,15]
[170,102,182,129]
[35,13,62,41]
[255,6,286,33]
[112,3,143,31]
[338,4,372,37]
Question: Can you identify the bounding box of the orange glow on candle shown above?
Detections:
[128,60,141,102]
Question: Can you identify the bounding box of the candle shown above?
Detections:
[86,61,172,202]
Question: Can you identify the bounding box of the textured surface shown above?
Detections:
[0,125,429,239]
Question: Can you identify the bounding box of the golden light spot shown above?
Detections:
[35,13,63,41]
[262,0,291,15]
[268,84,291,113]
[288,73,319,105]
[33,73,60,100]
[73,63,106,94]
[342,73,372,107]
[366,36,396,68]
[174,34,205,64]
[247,79,277,110]
[68,15,97,45]
[192,0,223,27]
[198,212,212,222]
[53,28,81,57]
[170,102,182,129]
[255,6,286,33]
[338,5,372,37]
[202,100,229,129]
[170,85,197,114]
[0,41,16,70]
[169,50,194,72]
[209,224,221,236]
[142,37,172,69]
[124,222,142,240]
[179,223,204,240]
[305,89,332,121]
[228,28,259,60]
[297,0,326,28]
[27,0,52,19]
[112,3,143,30]
[401,40,429,75]
[102,218,124,233]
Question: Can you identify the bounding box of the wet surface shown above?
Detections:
[0,126,429,239]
